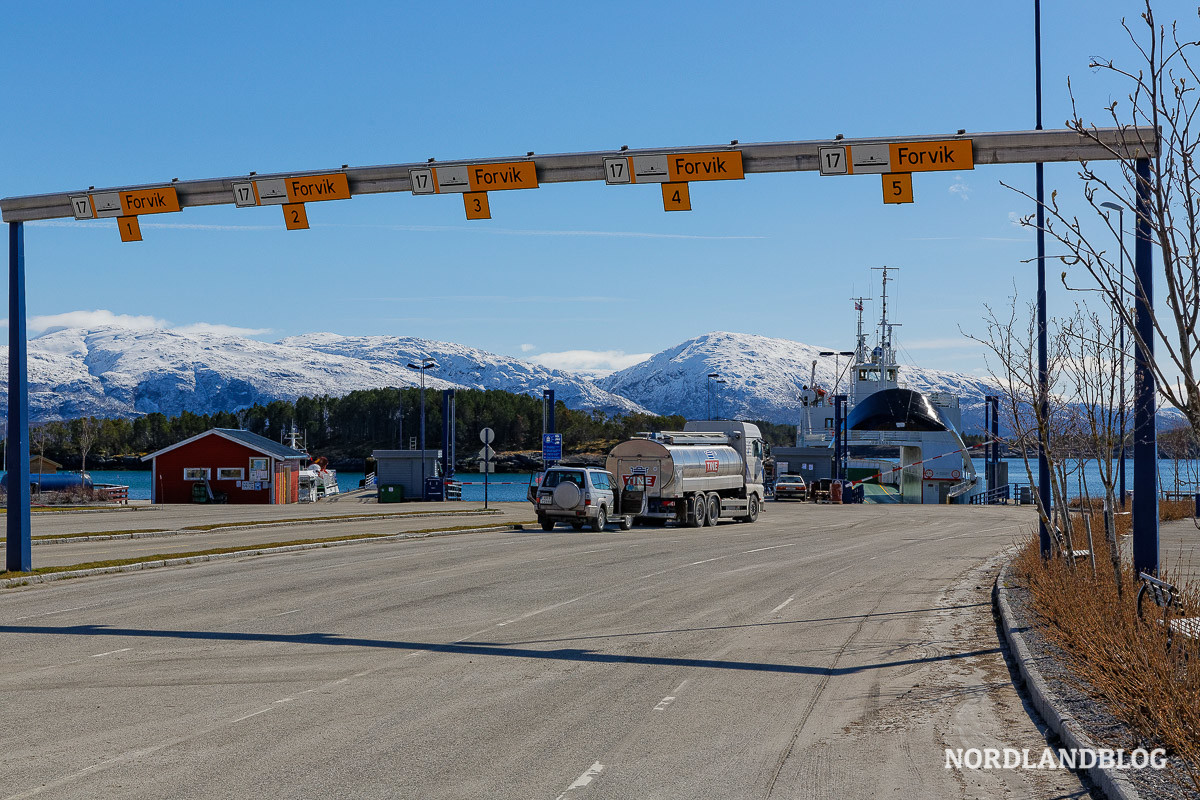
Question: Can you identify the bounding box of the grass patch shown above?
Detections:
[176,508,498,531]
[1013,500,1200,795]
[0,520,536,580]
[32,529,168,541]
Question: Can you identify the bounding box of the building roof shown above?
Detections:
[141,428,309,462]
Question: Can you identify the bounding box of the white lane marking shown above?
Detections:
[771,596,794,614]
[653,696,676,711]
[496,593,590,627]
[556,762,604,800]
[91,648,131,658]
[231,708,271,723]
[274,698,294,704]
[672,679,688,693]
[689,556,728,566]
[13,605,89,622]
[270,609,301,617]
[743,543,798,554]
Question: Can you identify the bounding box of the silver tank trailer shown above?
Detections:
[606,439,745,498]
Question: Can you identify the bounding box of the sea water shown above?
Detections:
[2,469,538,503]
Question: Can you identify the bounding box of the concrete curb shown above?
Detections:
[22,509,504,546]
[0,522,531,590]
[994,558,1141,800]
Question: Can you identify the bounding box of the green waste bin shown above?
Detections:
[379,484,405,503]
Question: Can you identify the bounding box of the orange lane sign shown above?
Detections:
[888,140,973,172]
[467,162,538,192]
[882,173,913,204]
[118,187,180,215]
[667,151,744,182]
[285,173,351,202]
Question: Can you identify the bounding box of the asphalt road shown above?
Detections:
[0,503,1093,799]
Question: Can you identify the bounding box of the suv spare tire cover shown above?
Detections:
[553,482,582,508]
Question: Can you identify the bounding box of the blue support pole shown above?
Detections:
[833,395,846,481]
[990,396,1000,495]
[1034,0,1052,557]
[7,222,31,573]
[440,388,455,479]
[1132,157,1159,575]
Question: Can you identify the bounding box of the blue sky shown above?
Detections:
[0,1,1159,376]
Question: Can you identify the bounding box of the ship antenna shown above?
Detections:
[871,265,900,361]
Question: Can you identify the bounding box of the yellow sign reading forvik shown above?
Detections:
[285,174,351,202]
[888,140,973,172]
[467,162,538,192]
[118,187,180,215]
[667,151,744,182]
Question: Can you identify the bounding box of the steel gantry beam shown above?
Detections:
[0,127,1158,222]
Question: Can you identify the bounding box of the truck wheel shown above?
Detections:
[540,518,555,531]
[689,494,707,528]
[706,493,720,526]
[739,495,760,523]
[590,507,608,532]
[619,515,633,531]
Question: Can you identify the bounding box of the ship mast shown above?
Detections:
[870,265,901,389]
[850,296,869,403]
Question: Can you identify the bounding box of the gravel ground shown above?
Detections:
[1003,573,1196,800]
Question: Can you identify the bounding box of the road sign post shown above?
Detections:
[7,222,30,573]
[480,427,495,509]
[542,433,562,468]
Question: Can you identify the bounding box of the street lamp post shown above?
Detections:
[406,357,438,499]
[714,378,726,419]
[1100,200,1127,508]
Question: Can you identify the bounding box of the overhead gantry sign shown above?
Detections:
[0,126,1162,577]
[1,128,1152,239]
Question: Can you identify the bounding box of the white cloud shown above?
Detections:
[948,181,970,200]
[0,309,270,339]
[29,309,166,335]
[519,343,536,352]
[530,349,652,376]
[172,322,272,337]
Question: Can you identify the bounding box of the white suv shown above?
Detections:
[534,467,630,532]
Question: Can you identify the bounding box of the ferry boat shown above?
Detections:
[285,423,340,502]
[796,267,979,503]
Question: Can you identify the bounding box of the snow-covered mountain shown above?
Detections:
[598,331,1000,432]
[277,333,650,415]
[6,325,1148,437]
[0,327,648,422]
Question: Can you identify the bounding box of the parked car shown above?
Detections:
[774,474,808,501]
[532,467,631,531]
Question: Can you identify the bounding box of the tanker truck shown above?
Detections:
[605,420,767,527]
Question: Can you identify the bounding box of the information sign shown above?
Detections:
[542,433,562,461]
[604,151,744,185]
[882,173,913,204]
[464,191,491,220]
[118,216,142,242]
[818,139,974,176]
[285,174,351,202]
[232,174,349,207]
[283,203,309,230]
[662,182,691,211]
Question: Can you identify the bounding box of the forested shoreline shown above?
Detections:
[13,387,797,472]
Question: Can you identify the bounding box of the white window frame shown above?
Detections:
[217,467,245,481]
[183,467,210,480]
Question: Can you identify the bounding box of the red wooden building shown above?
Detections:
[142,428,308,504]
